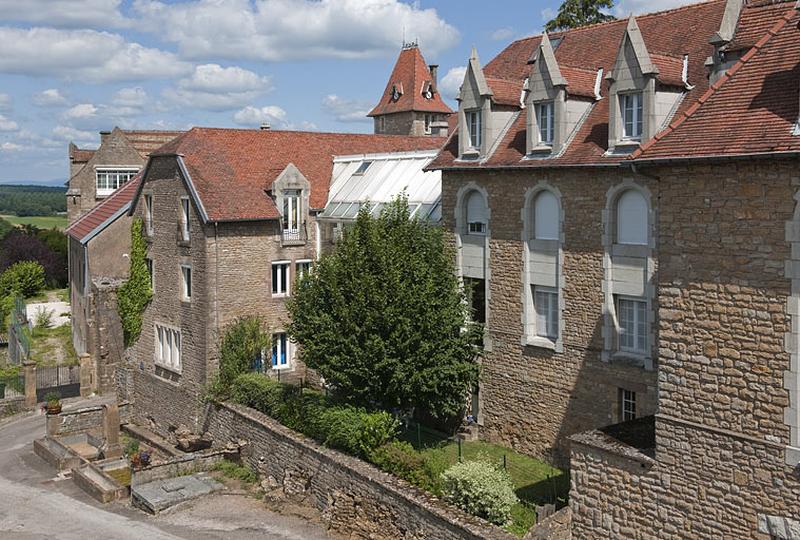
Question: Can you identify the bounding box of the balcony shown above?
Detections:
[281,222,307,246]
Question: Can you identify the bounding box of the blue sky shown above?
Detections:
[0,0,686,185]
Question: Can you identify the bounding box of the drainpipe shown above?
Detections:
[315,219,321,260]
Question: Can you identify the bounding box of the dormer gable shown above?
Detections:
[607,16,659,86]
[706,0,746,83]
[457,48,493,159]
[528,32,567,90]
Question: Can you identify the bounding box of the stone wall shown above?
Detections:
[0,397,25,417]
[441,168,658,464]
[46,402,131,438]
[203,402,516,540]
[89,279,126,394]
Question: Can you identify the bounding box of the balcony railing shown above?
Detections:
[282,222,307,245]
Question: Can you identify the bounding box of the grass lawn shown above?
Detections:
[421,440,569,536]
[1,214,68,230]
[27,288,69,303]
[30,323,77,366]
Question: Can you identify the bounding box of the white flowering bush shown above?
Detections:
[440,459,518,525]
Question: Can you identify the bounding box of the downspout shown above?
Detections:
[315,219,321,259]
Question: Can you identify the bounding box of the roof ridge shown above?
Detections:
[559,64,601,73]
[630,5,796,160]
[187,126,446,140]
[506,0,725,46]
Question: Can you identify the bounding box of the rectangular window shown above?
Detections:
[468,222,486,235]
[295,260,312,281]
[272,261,290,296]
[466,110,482,149]
[272,332,290,369]
[282,190,302,242]
[463,277,486,324]
[95,168,138,197]
[621,93,643,139]
[533,286,558,340]
[536,101,554,145]
[617,296,647,353]
[181,265,192,302]
[424,113,434,134]
[144,194,154,235]
[145,258,154,290]
[620,389,637,421]
[155,324,181,372]
[180,197,190,242]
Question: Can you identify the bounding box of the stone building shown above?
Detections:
[368,43,453,137]
[567,1,800,537]
[124,128,445,433]
[428,0,732,463]
[67,128,183,224]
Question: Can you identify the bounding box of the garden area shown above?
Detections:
[205,198,569,536]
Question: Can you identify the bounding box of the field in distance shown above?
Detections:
[0,214,68,230]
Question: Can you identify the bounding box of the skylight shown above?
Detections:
[352,161,373,175]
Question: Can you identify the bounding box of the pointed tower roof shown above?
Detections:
[368,44,454,117]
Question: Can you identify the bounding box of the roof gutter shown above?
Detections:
[626,150,800,168]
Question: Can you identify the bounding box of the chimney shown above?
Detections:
[429,65,438,92]
[260,123,271,131]
[99,130,111,144]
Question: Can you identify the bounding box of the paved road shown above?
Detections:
[0,401,332,539]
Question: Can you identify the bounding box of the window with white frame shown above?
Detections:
[295,260,312,281]
[180,197,190,242]
[272,261,290,296]
[424,114,434,134]
[617,296,647,353]
[616,190,648,245]
[533,286,558,340]
[155,324,181,372]
[620,388,637,421]
[272,332,290,369]
[96,168,138,197]
[621,92,643,140]
[534,190,559,240]
[181,265,192,302]
[535,101,555,146]
[466,110,482,149]
[144,194,154,236]
[282,189,301,237]
[466,191,487,235]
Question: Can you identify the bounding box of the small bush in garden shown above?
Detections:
[0,261,46,297]
[319,407,399,458]
[440,459,518,525]
[34,307,53,328]
[230,373,283,413]
[215,316,271,394]
[213,460,258,484]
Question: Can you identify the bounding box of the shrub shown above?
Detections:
[34,306,53,328]
[440,459,518,525]
[214,316,271,394]
[318,407,398,458]
[0,261,46,297]
[368,442,449,494]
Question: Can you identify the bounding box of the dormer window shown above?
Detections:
[282,189,301,242]
[466,110,482,149]
[621,93,643,140]
[535,102,554,146]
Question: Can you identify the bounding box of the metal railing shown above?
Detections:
[281,222,308,245]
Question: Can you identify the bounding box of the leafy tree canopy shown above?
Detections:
[544,0,615,31]
[287,196,480,419]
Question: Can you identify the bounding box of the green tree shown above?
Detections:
[287,196,480,419]
[215,316,271,391]
[117,219,152,346]
[544,0,615,31]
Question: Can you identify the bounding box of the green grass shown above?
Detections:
[27,288,69,303]
[420,440,569,537]
[212,460,258,484]
[30,323,77,366]
[0,214,68,230]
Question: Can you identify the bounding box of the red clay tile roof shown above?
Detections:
[152,127,447,222]
[651,53,686,87]
[69,147,95,163]
[486,77,524,106]
[632,5,800,162]
[122,130,184,158]
[368,46,454,117]
[725,0,793,51]
[428,0,728,170]
[67,175,140,243]
[561,65,600,98]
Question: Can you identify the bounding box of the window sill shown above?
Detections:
[271,364,293,371]
[529,144,554,153]
[155,363,182,377]
[459,149,481,160]
[610,350,649,367]
[177,239,191,248]
[272,293,289,299]
[523,336,557,351]
[181,298,191,304]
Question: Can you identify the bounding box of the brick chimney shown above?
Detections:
[429,64,439,92]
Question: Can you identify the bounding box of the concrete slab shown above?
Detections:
[27,301,70,328]
[131,473,223,514]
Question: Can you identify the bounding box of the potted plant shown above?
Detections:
[44,392,62,415]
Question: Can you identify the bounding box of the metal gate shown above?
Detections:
[36,365,81,402]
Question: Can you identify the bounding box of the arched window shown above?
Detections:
[534,190,559,240]
[616,190,648,245]
[466,190,487,234]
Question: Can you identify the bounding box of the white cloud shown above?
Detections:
[0,94,10,112]
[62,103,98,121]
[233,105,288,127]
[133,0,459,61]
[491,27,514,41]
[540,8,556,23]
[52,125,96,144]
[0,142,24,152]
[163,64,272,111]
[0,27,191,83]
[112,87,148,108]
[612,0,696,16]
[439,66,466,101]
[0,115,19,132]
[0,0,128,28]
[321,95,371,123]
[32,89,68,107]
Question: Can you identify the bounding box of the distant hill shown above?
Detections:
[0,184,66,216]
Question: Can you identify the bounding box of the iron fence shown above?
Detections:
[35,365,81,401]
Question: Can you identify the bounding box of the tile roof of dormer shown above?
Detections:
[137,127,446,222]
[368,45,453,117]
[427,0,729,170]
[631,4,800,162]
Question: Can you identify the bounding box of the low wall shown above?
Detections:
[131,449,231,486]
[47,401,132,438]
[0,397,25,417]
[203,402,516,540]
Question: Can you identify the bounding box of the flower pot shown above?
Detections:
[46,403,62,415]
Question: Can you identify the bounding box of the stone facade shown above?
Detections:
[569,159,800,538]
[129,156,324,434]
[441,168,658,464]
[374,111,448,137]
[205,401,516,540]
